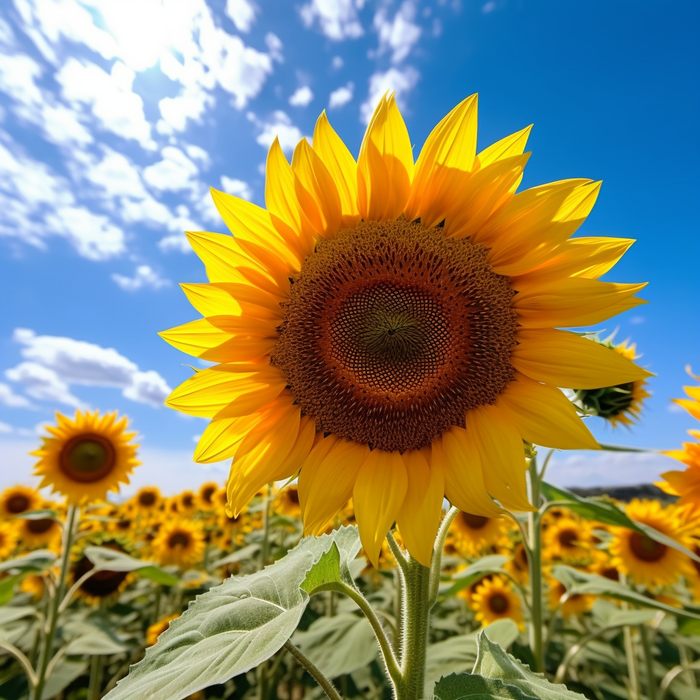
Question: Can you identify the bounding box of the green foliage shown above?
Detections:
[83,546,178,586]
[103,526,361,700]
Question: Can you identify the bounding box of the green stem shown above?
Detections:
[639,624,657,700]
[284,640,343,700]
[623,624,640,700]
[33,504,79,700]
[261,483,272,569]
[87,653,105,700]
[526,455,544,673]
[396,558,431,700]
[679,645,697,688]
[428,507,458,606]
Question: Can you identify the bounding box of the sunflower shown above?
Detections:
[572,337,651,428]
[0,485,41,518]
[198,482,219,510]
[543,517,593,562]
[161,93,649,566]
[147,614,180,647]
[657,371,700,505]
[32,410,140,505]
[153,520,205,568]
[178,490,198,516]
[71,538,132,603]
[17,515,62,550]
[0,521,18,558]
[547,576,594,618]
[132,486,162,514]
[451,511,510,556]
[504,541,530,584]
[609,499,690,588]
[20,573,47,602]
[469,576,523,629]
[275,485,302,517]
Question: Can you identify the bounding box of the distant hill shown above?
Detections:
[569,483,677,504]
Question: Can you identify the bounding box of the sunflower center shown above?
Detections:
[182,494,194,508]
[201,486,216,504]
[460,512,489,530]
[558,529,578,549]
[286,488,300,505]
[629,532,667,562]
[272,220,517,452]
[488,593,510,614]
[27,518,55,535]
[169,532,191,548]
[59,435,116,483]
[6,494,31,514]
[139,491,157,506]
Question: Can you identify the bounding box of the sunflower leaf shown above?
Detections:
[541,482,700,563]
[441,555,509,598]
[0,549,57,574]
[552,565,700,620]
[83,546,178,585]
[433,673,533,699]
[103,526,361,700]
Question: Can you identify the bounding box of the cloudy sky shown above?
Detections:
[0,0,698,494]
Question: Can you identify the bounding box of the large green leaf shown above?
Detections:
[83,546,178,586]
[552,566,700,620]
[292,613,377,678]
[0,549,56,574]
[433,674,532,699]
[426,619,519,691]
[104,526,361,700]
[541,482,700,563]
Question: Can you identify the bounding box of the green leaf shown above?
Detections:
[41,660,88,700]
[433,673,533,699]
[292,613,377,678]
[104,526,361,700]
[0,605,36,626]
[598,443,653,453]
[472,631,587,699]
[0,549,56,574]
[552,566,700,620]
[427,619,520,691]
[0,574,23,605]
[541,482,700,563]
[83,546,178,585]
[212,543,261,567]
[12,509,58,521]
[678,618,700,636]
[442,555,508,598]
[66,631,130,655]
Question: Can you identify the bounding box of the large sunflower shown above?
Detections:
[32,411,140,505]
[162,93,649,566]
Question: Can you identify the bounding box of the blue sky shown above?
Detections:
[0,0,698,493]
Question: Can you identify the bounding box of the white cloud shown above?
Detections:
[630,316,646,325]
[482,1,496,14]
[56,58,154,148]
[226,0,259,33]
[7,328,171,408]
[247,110,305,155]
[0,421,12,434]
[143,147,199,192]
[0,52,43,105]
[329,82,354,109]
[184,144,211,169]
[373,1,422,64]
[299,0,365,40]
[0,382,35,409]
[331,55,344,70]
[360,66,420,124]
[157,85,214,134]
[265,33,284,62]
[112,265,170,292]
[289,86,314,107]
[220,176,253,201]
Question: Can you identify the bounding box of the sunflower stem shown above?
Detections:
[428,507,459,607]
[284,640,343,700]
[33,504,79,700]
[526,454,545,674]
[623,623,641,700]
[639,624,658,700]
[260,483,272,569]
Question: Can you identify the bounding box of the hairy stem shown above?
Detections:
[284,640,343,700]
[526,455,544,673]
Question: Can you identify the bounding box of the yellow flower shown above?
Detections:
[451,511,510,556]
[161,93,649,567]
[16,515,62,550]
[504,541,530,585]
[20,573,47,601]
[153,520,205,568]
[274,485,302,518]
[71,539,132,603]
[609,500,690,588]
[147,614,180,647]
[469,576,524,629]
[657,370,700,505]
[132,486,162,514]
[543,517,593,563]
[572,338,651,428]
[198,481,219,510]
[177,490,198,516]
[0,485,41,518]
[546,576,594,618]
[0,521,18,558]
[32,410,140,505]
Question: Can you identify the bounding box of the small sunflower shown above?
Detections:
[275,485,302,517]
[32,410,140,505]
[451,511,510,556]
[547,576,594,618]
[198,482,219,510]
[154,520,205,568]
[161,92,649,566]
[504,541,530,584]
[20,573,47,601]
[657,370,700,505]
[178,490,198,516]
[71,538,132,603]
[0,485,41,518]
[132,486,162,514]
[543,517,593,562]
[609,500,690,588]
[469,576,524,629]
[17,515,61,550]
[572,338,651,428]
[147,614,180,647]
[0,521,18,558]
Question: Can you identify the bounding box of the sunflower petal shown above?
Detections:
[353,449,408,567]
[476,125,533,167]
[396,450,444,566]
[180,282,284,320]
[193,412,267,463]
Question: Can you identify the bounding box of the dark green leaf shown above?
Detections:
[433,673,533,699]
[83,546,177,585]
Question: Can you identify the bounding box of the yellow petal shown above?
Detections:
[496,374,599,450]
[465,405,533,512]
[476,125,532,167]
[396,450,444,567]
[404,94,478,225]
[194,412,267,463]
[512,328,654,388]
[513,277,648,328]
[180,282,284,320]
[165,364,286,418]
[312,111,361,227]
[271,415,316,482]
[357,93,414,221]
[674,398,700,422]
[436,427,502,517]
[292,137,343,238]
[265,138,316,258]
[299,438,369,535]
[353,449,408,567]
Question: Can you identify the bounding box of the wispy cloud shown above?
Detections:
[329,82,354,109]
[299,0,364,40]
[112,265,170,292]
[360,66,420,124]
